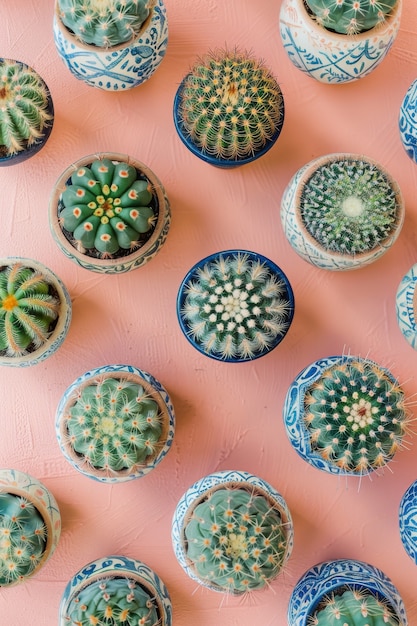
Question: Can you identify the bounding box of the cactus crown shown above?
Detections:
[59,158,156,259]
[0,59,53,157]
[57,0,150,48]
[308,587,400,625]
[0,493,47,585]
[177,49,284,160]
[304,358,409,474]
[304,0,398,35]
[300,157,400,256]
[0,263,60,358]
[184,486,289,593]
[65,576,160,625]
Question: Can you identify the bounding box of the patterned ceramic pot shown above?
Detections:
[399,479,417,564]
[281,153,404,270]
[55,364,175,483]
[59,555,172,625]
[396,264,417,350]
[53,0,168,91]
[399,78,417,163]
[49,152,171,274]
[279,0,402,84]
[0,257,72,367]
[0,468,61,587]
[288,559,407,625]
[177,250,294,362]
[172,470,293,595]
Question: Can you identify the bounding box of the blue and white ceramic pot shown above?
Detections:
[49,152,171,274]
[55,364,175,483]
[279,0,402,84]
[0,257,72,367]
[399,479,417,564]
[399,78,417,163]
[172,470,293,594]
[53,0,168,91]
[288,559,407,625]
[177,250,294,362]
[0,468,61,586]
[281,153,404,270]
[59,555,172,626]
[396,264,417,350]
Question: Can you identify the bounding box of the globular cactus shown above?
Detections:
[59,158,156,258]
[304,0,398,35]
[57,0,150,48]
[308,588,400,625]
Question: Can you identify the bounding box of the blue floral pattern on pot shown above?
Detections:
[399,78,417,163]
[399,479,417,564]
[396,264,417,350]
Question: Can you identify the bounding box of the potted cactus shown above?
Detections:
[396,264,417,350]
[53,0,168,90]
[399,78,417,163]
[173,48,285,168]
[171,470,293,594]
[279,0,402,84]
[283,354,410,476]
[49,152,170,273]
[55,364,175,483]
[399,479,417,564]
[0,257,72,367]
[288,558,407,625]
[176,250,294,362]
[0,58,54,166]
[0,468,61,586]
[59,555,172,625]
[281,153,404,270]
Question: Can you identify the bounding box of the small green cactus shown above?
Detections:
[59,158,156,258]
[309,588,400,625]
[0,263,60,358]
[304,0,398,35]
[57,0,150,48]
[0,493,47,585]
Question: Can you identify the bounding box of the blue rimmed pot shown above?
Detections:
[283,354,410,477]
[55,364,175,483]
[399,479,417,564]
[172,470,293,595]
[49,152,171,274]
[288,559,407,625]
[399,78,417,163]
[177,250,294,362]
[396,263,417,349]
[53,0,168,91]
[59,555,172,626]
[0,468,61,587]
[0,257,72,367]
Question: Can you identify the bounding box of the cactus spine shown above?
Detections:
[308,588,400,625]
[304,0,398,35]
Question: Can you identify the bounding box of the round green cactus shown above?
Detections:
[0,263,60,358]
[0,493,47,585]
[309,588,400,625]
[304,0,398,35]
[184,487,289,593]
[57,0,150,48]
[59,158,156,258]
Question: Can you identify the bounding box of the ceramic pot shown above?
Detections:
[399,479,417,564]
[0,468,61,586]
[399,78,417,163]
[288,558,407,625]
[59,555,172,625]
[0,257,72,367]
[281,153,404,270]
[53,0,168,91]
[396,263,417,349]
[279,0,402,84]
[177,250,294,362]
[49,152,171,273]
[55,364,175,483]
[172,470,293,594]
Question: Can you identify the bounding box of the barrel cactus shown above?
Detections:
[304,0,398,35]
[309,587,400,625]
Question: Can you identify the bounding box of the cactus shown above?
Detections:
[0,262,60,358]
[57,0,150,48]
[304,0,398,35]
[59,158,156,258]
[0,493,47,585]
[0,59,53,158]
[308,587,400,625]
[176,49,284,161]
[184,487,289,593]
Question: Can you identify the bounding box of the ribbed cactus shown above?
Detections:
[0,493,47,585]
[0,59,53,157]
[304,0,398,35]
[184,488,289,593]
[59,158,156,258]
[0,263,60,357]
[57,0,150,48]
[309,588,400,625]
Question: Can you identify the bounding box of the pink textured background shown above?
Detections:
[0,1,417,624]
